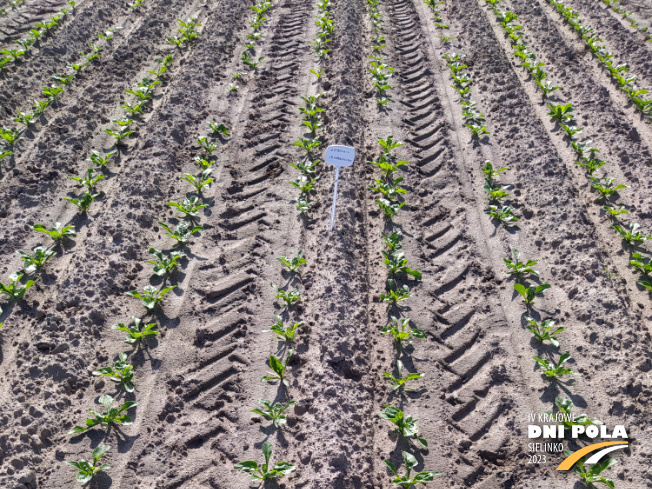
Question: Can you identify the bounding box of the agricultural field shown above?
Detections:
[0,0,651,487]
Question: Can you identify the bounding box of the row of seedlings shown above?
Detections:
[0,0,76,70]
[598,0,652,43]
[0,17,205,479]
[65,36,238,486]
[1,17,124,163]
[233,252,307,481]
[232,0,338,481]
[367,0,394,108]
[369,134,442,485]
[542,0,652,119]
[0,0,26,17]
[434,1,627,484]
[507,247,617,487]
[0,46,178,328]
[228,0,273,93]
[483,0,652,297]
[289,0,334,216]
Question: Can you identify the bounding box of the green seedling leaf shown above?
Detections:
[0,271,37,301]
[263,313,303,342]
[69,395,137,433]
[112,316,158,343]
[379,405,427,448]
[533,352,576,379]
[68,168,104,190]
[16,246,56,274]
[383,360,423,390]
[261,349,293,387]
[379,278,411,305]
[541,397,602,430]
[158,220,203,247]
[63,191,99,213]
[271,283,301,307]
[67,445,110,484]
[148,247,184,276]
[93,352,135,392]
[235,441,295,481]
[251,399,297,428]
[514,282,550,306]
[381,316,425,344]
[524,316,565,347]
[33,221,76,242]
[126,285,176,310]
[504,248,538,277]
[275,250,307,272]
[167,196,208,218]
[384,450,441,487]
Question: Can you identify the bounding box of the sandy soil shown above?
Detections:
[0,0,651,488]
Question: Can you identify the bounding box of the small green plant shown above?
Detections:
[612,222,650,245]
[380,279,411,305]
[630,253,652,276]
[207,121,230,137]
[533,352,576,379]
[180,169,213,194]
[121,102,144,115]
[68,168,105,190]
[575,157,606,176]
[228,82,239,93]
[382,250,422,279]
[12,111,36,127]
[271,283,301,307]
[591,176,628,199]
[542,397,602,430]
[381,316,424,344]
[235,441,295,481]
[290,175,318,193]
[295,196,312,215]
[16,247,56,274]
[602,205,628,219]
[376,198,406,220]
[524,316,565,347]
[112,316,158,343]
[67,445,111,485]
[126,285,176,310]
[379,405,427,448]
[43,85,64,102]
[481,160,508,179]
[166,196,208,218]
[483,178,511,201]
[263,313,303,341]
[377,135,403,155]
[0,127,22,146]
[293,136,321,154]
[547,102,574,123]
[504,248,538,277]
[563,450,617,488]
[465,123,490,138]
[0,272,37,301]
[63,191,100,213]
[382,231,403,251]
[290,158,319,174]
[276,250,307,272]
[514,282,550,306]
[105,127,134,146]
[370,156,409,179]
[486,205,518,225]
[383,360,423,391]
[261,349,293,386]
[69,394,137,433]
[369,177,407,200]
[251,399,297,428]
[310,68,325,80]
[193,156,214,170]
[158,221,204,247]
[384,451,441,487]
[33,222,76,242]
[92,352,135,392]
[197,136,217,155]
[148,248,184,276]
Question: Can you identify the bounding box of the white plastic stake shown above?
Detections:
[324,145,355,232]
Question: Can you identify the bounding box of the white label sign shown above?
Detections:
[325,145,355,167]
[325,145,355,232]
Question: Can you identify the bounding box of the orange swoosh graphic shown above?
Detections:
[557,441,628,471]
